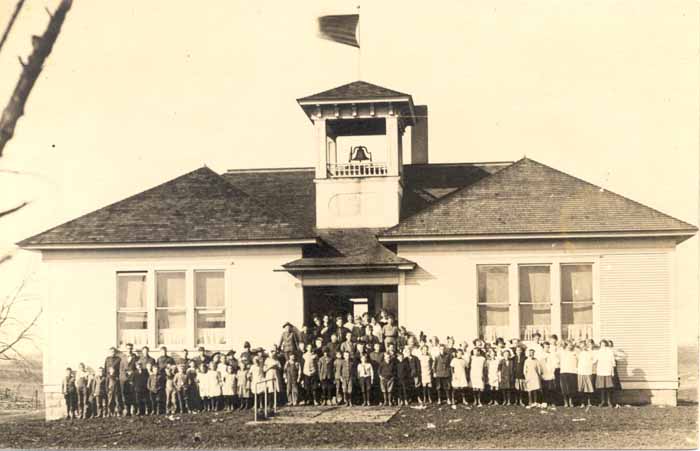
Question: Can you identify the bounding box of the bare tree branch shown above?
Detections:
[0,253,11,266]
[0,200,29,219]
[0,0,25,55]
[0,0,72,157]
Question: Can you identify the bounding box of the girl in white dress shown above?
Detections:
[469,348,486,407]
[417,345,433,404]
[524,349,542,408]
[577,343,596,407]
[486,350,501,405]
[196,363,211,411]
[449,349,468,405]
[222,365,236,411]
[208,362,222,411]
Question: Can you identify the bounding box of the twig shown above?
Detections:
[0,0,73,157]
[0,0,25,55]
[0,200,29,219]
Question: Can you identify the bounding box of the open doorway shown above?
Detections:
[303,285,398,326]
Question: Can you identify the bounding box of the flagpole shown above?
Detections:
[357,4,361,80]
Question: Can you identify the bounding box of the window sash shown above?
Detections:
[477,265,509,304]
[156,271,186,308]
[117,273,147,310]
[560,264,593,302]
[519,265,551,304]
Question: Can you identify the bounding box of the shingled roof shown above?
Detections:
[382,158,698,239]
[297,81,411,102]
[283,228,415,271]
[18,167,311,247]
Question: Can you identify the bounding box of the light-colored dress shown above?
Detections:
[222,372,235,396]
[207,369,222,397]
[486,359,500,389]
[450,357,468,388]
[237,368,251,397]
[469,355,486,390]
[250,364,266,395]
[418,354,433,386]
[264,358,281,392]
[197,371,211,398]
[524,358,541,391]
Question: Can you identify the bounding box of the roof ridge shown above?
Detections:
[224,167,314,174]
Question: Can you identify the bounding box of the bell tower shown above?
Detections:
[297,81,416,229]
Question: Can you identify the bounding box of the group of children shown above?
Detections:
[60,311,622,419]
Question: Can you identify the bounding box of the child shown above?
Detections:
[61,367,77,419]
[450,349,468,405]
[284,353,302,406]
[498,349,514,405]
[91,366,107,418]
[317,350,333,405]
[147,364,164,415]
[396,351,413,406]
[237,361,252,410]
[433,345,451,405]
[74,363,89,419]
[338,351,353,406]
[174,363,188,413]
[540,342,557,406]
[486,349,500,405]
[357,353,374,406]
[378,352,396,407]
[559,342,578,407]
[513,346,527,406]
[250,357,266,411]
[469,348,486,407]
[333,351,347,405]
[164,365,176,414]
[209,362,223,411]
[524,349,541,408]
[184,361,199,412]
[104,366,120,416]
[595,339,616,407]
[417,345,433,404]
[132,362,148,416]
[221,365,236,411]
[302,344,319,406]
[122,369,136,416]
[577,343,595,407]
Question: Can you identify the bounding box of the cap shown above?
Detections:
[282,322,292,328]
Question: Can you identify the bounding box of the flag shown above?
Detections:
[317,14,359,48]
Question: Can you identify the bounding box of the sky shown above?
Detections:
[0,0,698,348]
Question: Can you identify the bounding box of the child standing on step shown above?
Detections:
[284,353,301,406]
[61,367,77,419]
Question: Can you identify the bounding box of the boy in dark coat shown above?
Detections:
[378,353,396,406]
[147,365,165,415]
[396,351,413,406]
[132,361,149,415]
[90,367,107,418]
[105,367,120,417]
[61,367,77,419]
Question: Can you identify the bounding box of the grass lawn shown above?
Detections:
[0,403,696,449]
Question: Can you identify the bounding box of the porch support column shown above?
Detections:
[398,272,407,327]
[386,116,400,176]
[315,119,328,179]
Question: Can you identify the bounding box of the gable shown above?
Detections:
[297,81,410,102]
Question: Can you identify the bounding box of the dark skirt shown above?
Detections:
[612,366,622,390]
[560,372,577,395]
[596,375,615,389]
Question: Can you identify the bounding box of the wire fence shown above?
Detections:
[0,384,42,410]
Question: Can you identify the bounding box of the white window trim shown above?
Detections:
[116,265,231,352]
[115,272,149,348]
[193,270,227,347]
[471,257,600,341]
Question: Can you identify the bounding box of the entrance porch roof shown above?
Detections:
[282,228,415,273]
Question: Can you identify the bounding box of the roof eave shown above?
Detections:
[17,238,318,251]
[278,262,416,273]
[378,230,698,244]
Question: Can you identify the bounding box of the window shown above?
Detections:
[195,271,226,345]
[477,265,510,342]
[561,264,593,341]
[117,273,148,347]
[519,265,551,340]
[156,271,186,346]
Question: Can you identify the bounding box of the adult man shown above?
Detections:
[138,346,156,369]
[119,343,139,415]
[190,346,210,368]
[382,316,398,349]
[157,346,175,373]
[279,322,299,359]
[103,347,122,413]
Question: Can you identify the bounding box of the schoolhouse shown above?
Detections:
[19,81,697,419]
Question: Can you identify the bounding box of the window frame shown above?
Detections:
[476,264,511,341]
[116,271,149,348]
[194,269,227,346]
[155,270,187,347]
[559,263,594,341]
[517,264,553,340]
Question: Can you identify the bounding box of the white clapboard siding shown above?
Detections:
[599,252,673,382]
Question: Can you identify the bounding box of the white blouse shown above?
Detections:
[560,350,578,374]
[577,350,595,376]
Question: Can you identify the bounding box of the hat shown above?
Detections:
[282,322,292,328]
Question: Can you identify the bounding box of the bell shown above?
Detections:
[349,145,371,162]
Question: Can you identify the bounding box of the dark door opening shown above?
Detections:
[303,285,398,326]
